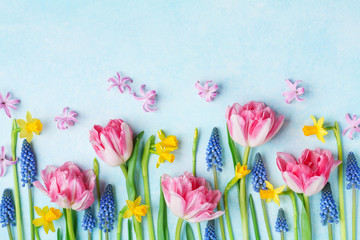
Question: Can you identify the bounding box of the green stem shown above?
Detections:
[141,136,155,240]
[288,191,298,240]
[240,147,251,240]
[196,224,202,240]
[11,120,23,240]
[224,177,239,240]
[117,206,128,240]
[260,199,273,240]
[175,218,184,240]
[352,187,356,240]
[281,231,284,240]
[333,122,346,240]
[7,224,13,240]
[93,158,102,240]
[105,231,109,240]
[249,194,260,240]
[213,167,226,240]
[303,195,312,237]
[328,223,333,240]
[66,209,76,240]
[35,227,41,240]
[192,128,199,176]
[88,230,91,240]
[120,164,128,179]
[28,187,35,240]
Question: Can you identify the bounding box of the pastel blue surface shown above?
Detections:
[1,1,360,239]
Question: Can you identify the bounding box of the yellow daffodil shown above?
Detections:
[235,163,251,179]
[32,206,62,234]
[302,116,328,143]
[17,111,43,143]
[123,196,149,223]
[154,143,175,168]
[157,130,178,151]
[259,181,285,206]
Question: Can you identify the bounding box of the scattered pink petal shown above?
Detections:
[195,81,218,102]
[342,114,360,140]
[54,107,78,130]
[107,72,133,93]
[282,79,305,104]
[0,92,20,118]
[133,84,157,112]
[0,146,17,177]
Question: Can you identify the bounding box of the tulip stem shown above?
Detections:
[175,218,184,240]
[141,135,156,240]
[7,224,13,240]
[288,191,298,240]
[120,164,128,179]
[28,186,35,240]
[213,166,226,240]
[352,186,356,240]
[260,199,273,240]
[303,195,311,236]
[11,119,23,240]
[333,122,346,240]
[66,209,76,240]
[240,147,251,240]
[224,176,239,240]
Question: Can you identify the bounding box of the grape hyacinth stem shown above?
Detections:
[28,187,35,240]
[328,223,333,240]
[352,187,356,240]
[7,224,13,240]
[213,166,226,240]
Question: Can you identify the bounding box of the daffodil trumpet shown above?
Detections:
[224,162,251,240]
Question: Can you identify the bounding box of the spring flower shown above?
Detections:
[107,72,133,93]
[157,130,178,151]
[205,127,223,172]
[82,207,96,232]
[235,163,251,180]
[20,139,37,187]
[161,172,224,223]
[0,92,20,118]
[259,181,285,206]
[342,114,360,140]
[320,183,339,225]
[33,161,96,211]
[17,111,43,143]
[154,144,175,168]
[282,79,305,104]
[345,152,360,190]
[276,148,341,196]
[123,196,149,223]
[33,206,62,234]
[54,107,78,130]
[89,119,133,167]
[226,101,284,147]
[0,146,16,177]
[302,116,328,143]
[98,185,115,233]
[195,81,218,102]
[133,84,157,112]
[204,220,217,240]
[251,153,268,192]
[0,189,16,227]
[275,208,289,232]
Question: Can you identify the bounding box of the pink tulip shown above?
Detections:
[276,148,341,196]
[226,101,285,147]
[161,172,224,223]
[89,119,133,167]
[34,162,96,211]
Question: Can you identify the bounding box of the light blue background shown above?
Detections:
[1,1,360,239]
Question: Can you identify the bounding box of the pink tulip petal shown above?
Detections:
[282,172,304,193]
[303,176,326,196]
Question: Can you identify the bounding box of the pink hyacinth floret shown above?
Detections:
[0,92,20,118]
[0,146,17,177]
[282,79,305,104]
[108,72,133,94]
[342,113,360,140]
[54,107,78,130]
[195,81,218,102]
[133,84,157,112]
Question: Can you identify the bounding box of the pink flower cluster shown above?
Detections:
[282,79,305,104]
[0,92,20,118]
[54,107,78,130]
[343,114,360,140]
[195,81,218,102]
[107,72,157,112]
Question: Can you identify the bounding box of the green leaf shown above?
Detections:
[185,223,195,240]
[249,194,260,240]
[128,220,133,240]
[57,228,61,240]
[157,177,169,240]
[226,124,242,166]
[296,194,311,240]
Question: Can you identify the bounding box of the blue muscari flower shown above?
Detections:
[345,152,360,190]
[275,208,289,232]
[205,127,223,172]
[98,184,115,232]
[320,182,339,225]
[251,153,268,192]
[82,207,96,232]
[204,220,217,240]
[20,139,37,187]
[0,189,16,227]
